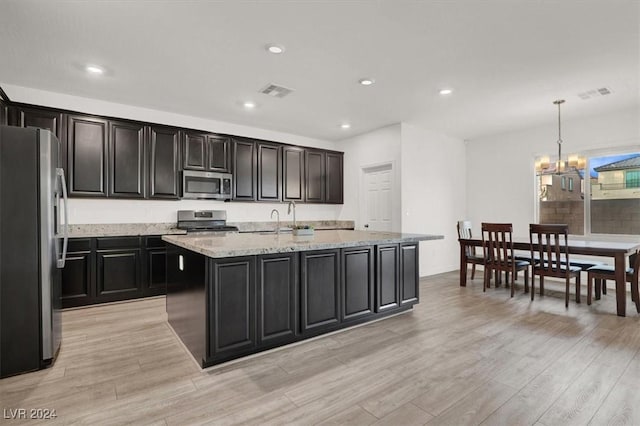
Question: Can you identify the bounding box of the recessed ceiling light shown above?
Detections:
[85,65,104,75]
[243,101,256,109]
[439,88,453,95]
[359,78,375,86]
[340,123,351,130]
[265,44,285,54]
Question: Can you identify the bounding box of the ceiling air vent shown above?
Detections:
[577,87,613,100]
[260,83,294,98]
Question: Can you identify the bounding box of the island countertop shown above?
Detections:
[162,229,443,258]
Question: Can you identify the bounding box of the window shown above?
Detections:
[536,149,640,236]
[590,153,640,235]
[537,165,585,234]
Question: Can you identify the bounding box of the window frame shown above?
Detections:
[534,144,640,238]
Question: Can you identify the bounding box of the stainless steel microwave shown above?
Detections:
[182,170,232,200]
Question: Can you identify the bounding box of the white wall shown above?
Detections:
[338,124,402,231]
[466,106,640,237]
[400,123,467,276]
[3,83,343,224]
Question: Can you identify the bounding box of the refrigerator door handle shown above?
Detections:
[56,168,69,269]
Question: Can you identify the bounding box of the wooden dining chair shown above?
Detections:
[587,250,640,313]
[481,223,529,297]
[457,221,487,283]
[529,224,581,307]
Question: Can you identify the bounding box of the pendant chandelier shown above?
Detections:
[535,99,585,174]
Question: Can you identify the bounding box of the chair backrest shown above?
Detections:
[481,223,514,269]
[529,223,569,276]
[457,220,476,256]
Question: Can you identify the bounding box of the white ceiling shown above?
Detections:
[0,1,638,142]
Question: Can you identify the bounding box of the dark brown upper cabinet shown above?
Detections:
[232,139,257,201]
[182,131,207,171]
[257,142,281,202]
[108,120,146,198]
[325,152,344,204]
[149,125,181,199]
[282,146,305,202]
[183,132,230,173]
[8,105,64,139]
[207,135,230,172]
[305,150,326,203]
[67,115,108,197]
[0,99,344,203]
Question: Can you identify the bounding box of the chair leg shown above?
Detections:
[540,276,545,296]
[483,266,488,292]
[565,277,570,308]
[524,268,529,293]
[471,263,476,280]
[511,268,515,298]
[595,278,602,300]
[576,273,581,304]
[587,274,593,305]
[531,274,535,301]
[602,280,607,295]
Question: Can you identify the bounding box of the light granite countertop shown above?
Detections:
[67,220,355,238]
[162,229,443,258]
[68,223,186,238]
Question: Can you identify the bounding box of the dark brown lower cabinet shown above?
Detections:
[208,257,256,360]
[166,242,419,368]
[61,236,167,308]
[300,249,340,334]
[145,236,168,297]
[341,246,374,321]
[96,248,141,302]
[376,244,400,312]
[61,239,93,308]
[400,243,419,306]
[257,253,298,346]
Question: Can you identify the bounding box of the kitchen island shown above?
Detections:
[163,230,443,367]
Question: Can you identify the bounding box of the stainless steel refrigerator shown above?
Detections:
[0,125,68,378]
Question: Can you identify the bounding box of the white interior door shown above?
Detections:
[362,165,393,231]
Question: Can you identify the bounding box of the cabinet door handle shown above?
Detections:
[179,255,184,271]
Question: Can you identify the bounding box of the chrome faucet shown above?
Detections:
[287,201,297,228]
[270,209,280,234]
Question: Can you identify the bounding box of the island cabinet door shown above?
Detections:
[256,253,297,347]
[400,243,419,306]
[208,257,257,360]
[300,249,341,334]
[375,244,400,312]
[341,246,374,322]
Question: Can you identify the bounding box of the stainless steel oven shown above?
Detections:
[182,170,232,200]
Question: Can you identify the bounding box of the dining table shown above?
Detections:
[458,237,640,317]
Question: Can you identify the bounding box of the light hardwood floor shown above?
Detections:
[2,271,640,425]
